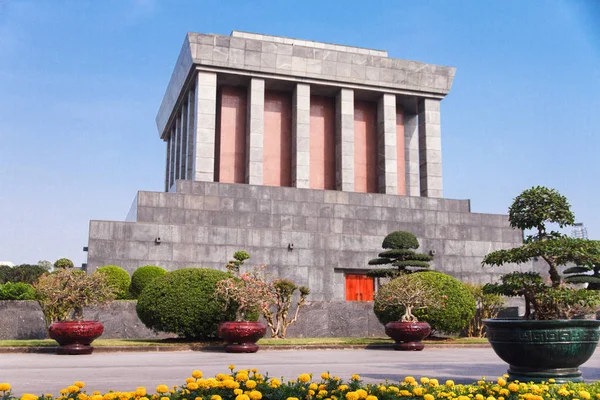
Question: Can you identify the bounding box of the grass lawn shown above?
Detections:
[0,336,489,347]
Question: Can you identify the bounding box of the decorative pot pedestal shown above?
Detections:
[484,319,600,383]
[217,321,266,353]
[385,321,431,351]
[48,321,104,355]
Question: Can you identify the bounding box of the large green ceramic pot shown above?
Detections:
[484,319,600,383]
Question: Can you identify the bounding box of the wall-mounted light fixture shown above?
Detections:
[288,243,294,251]
[155,237,162,245]
[429,249,436,256]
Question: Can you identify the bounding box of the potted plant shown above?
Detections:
[482,186,600,383]
[33,258,116,355]
[373,273,441,350]
[214,251,275,353]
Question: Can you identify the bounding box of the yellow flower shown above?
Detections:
[77,394,88,400]
[246,381,257,389]
[0,384,11,392]
[136,388,147,397]
[346,392,359,400]
[497,378,506,387]
[580,392,591,400]
[234,389,243,396]
[339,386,349,392]
[421,378,430,385]
[366,396,377,400]
[270,378,281,388]
[90,396,103,400]
[298,374,312,383]
[399,390,411,396]
[458,396,469,400]
[22,395,39,400]
[236,373,249,382]
[74,382,85,389]
[413,388,424,396]
[508,384,519,392]
[249,391,262,400]
[191,370,203,379]
[445,381,454,387]
[476,395,484,400]
[160,398,169,400]
[356,390,368,400]
[429,380,439,388]
[156,385,170,394]
[287,398,299,400]
[187,383,199,391]
[229,365,236,370]
[210,396,221,400]
[424,395,434,400]
[499,389,509,396]
[235,395,250,400]
[322,373,330,380]
[68,386,80,393]
[351,375,361,381]
[486,397,496,400]
[224,380,240,389]
[387,387,399,393]
[139,397,149,400]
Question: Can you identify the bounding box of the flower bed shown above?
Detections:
[2,366,600,400]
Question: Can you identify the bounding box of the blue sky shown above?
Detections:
[1,0,599,266]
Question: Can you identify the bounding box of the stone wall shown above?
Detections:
[0,301,384,340]
[88,180,529,301]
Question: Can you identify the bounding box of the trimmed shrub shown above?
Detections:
[96,265,131,300]
[6,264,49,284]
[136,268,235,339]
[54,258,74,270]
[374,271,476,334]
[130,265,167,298]
[0,282,37,300]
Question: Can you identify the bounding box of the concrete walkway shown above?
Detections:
[2,348,600,396]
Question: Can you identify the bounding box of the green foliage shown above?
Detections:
[96,265,132,300]
[53,258,74,270]
[130,265,167,298]
[483,186,600,288]
[374,271,476,333]
[368,231,433,277]
[463,283,505,337]
[226,250,251,274]
[0,282,37,300]
[373,274,440,322]
[382,231,419,250]
[484,271,600,319]
[0,264,48,284]
[508,186,574,237]
[136,268,235,339]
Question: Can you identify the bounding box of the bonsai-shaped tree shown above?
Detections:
[225,250,250,274]
[483,186,600,319]
[563,263,600,290]
[374,274,440,322]
[367,231,432,278]
[263,279,310,338]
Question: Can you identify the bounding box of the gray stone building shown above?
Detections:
[87,31,527,304]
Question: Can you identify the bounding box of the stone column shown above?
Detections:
[191,71,217,182]
[186,88,195,179]
[404,112,420,196]
[377,93,398,194]
[418,98,443,198]
[246,78,265,185]
[164,136,171,192]
[336,88,354,192]
[169,125,176,189]
[174,115,180,181]
[179,101,188,180]
[293,83,310,188]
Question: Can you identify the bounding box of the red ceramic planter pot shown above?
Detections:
[217,321,267,353]
[385,321,431,351]
[48,321,104,355]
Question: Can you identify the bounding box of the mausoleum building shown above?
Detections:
[87,31,527,305]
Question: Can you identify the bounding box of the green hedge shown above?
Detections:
[374,271,476,334]
[0,282,36,300]
[130,265,167,298]
[96,265,131,300]
[136,268,235,339]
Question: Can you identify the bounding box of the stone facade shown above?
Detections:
[89,180,527,301]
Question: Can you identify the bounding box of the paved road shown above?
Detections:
[2,348,600,396]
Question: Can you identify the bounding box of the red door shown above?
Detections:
[345,274,374,301]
